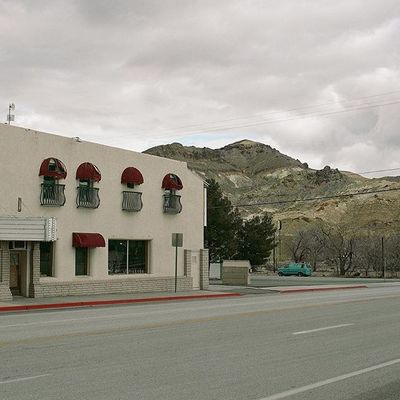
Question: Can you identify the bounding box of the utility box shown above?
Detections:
[222,260,251,286]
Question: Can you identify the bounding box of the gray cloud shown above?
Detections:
[1,0,400,175]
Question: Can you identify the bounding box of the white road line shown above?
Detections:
[0,374,52,385]
[292,323,354,335]
[258,358,400,400]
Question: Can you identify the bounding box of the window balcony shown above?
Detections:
[76,187,100,209]
[122,191,143,212]
[40,183,66,206]
[163,194,182,214]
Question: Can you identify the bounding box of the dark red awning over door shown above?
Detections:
[72,233,105,248]
[121,167,144,185]
[76,162,101,182]
[39,158,67,179]
[161,174,183,190]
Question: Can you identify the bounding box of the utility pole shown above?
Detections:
[381,236,386,279]
[277,220,282,263]
[272,243,276,273]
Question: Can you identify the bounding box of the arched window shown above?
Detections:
[39,158,67,206]
[76,162,101,208]
[121,167,144,212]
[162,173,183,214]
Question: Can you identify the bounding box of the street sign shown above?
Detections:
[172,233,183,247]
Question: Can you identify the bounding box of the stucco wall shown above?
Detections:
[0,124,205,289]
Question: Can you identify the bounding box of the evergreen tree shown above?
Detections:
[205,178,242,263]
[237,212,276,266]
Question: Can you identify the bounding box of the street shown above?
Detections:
[1,286,400,400]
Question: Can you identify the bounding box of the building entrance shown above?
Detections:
[9,251,27,296]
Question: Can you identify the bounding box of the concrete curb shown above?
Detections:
[0,292,241,313]
[279,285,368,294]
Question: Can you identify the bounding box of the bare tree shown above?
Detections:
[286,231,310,263]
[353,236,381,277]
[386,235,400,277]
[320,224,354,276]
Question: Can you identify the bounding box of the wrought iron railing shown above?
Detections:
[76,187,100,208]
[40,183,66,206]
[122,191,143,212]
[163,194,182,214]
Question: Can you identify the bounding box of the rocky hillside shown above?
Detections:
[145,140,400,236]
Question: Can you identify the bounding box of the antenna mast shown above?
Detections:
[7,103,15,125]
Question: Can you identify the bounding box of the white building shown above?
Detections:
[0,124,208,300]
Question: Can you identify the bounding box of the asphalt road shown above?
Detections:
[1,286,400,400]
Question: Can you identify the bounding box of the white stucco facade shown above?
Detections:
[0,124,208,299]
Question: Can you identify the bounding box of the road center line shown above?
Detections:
[292,323,354,335]
[0,374,52,385]
[257,358,400,400]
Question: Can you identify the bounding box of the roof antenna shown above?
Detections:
[6,103,15,125]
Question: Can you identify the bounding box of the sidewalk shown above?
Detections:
[208,283,369,294]
[209,280,400,294]
[0,290,241,313]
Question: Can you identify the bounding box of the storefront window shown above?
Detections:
[108,240,147,274]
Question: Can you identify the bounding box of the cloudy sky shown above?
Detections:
[1,0,400,176]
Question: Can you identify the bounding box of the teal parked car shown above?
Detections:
[277,263,312,277]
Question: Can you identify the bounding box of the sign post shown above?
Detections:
[172,233,183,292]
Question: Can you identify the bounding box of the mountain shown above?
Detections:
[144,140,400,237]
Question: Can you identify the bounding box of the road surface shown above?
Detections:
[1,286,400,399]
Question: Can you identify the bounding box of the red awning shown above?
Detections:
[162,174,183,190]
[76,162,101,182]
[72,233,105,248]
[121,167,144,185]
[39,158,67,179]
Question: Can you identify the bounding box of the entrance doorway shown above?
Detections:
[9,251,27,296]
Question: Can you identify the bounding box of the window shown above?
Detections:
[129,240,147,274]
[9,241,26,250]
[76,162,101,208]
[108,240,127,274]
[121,167,144,212]
[163,189,182,214]
[78,179,91,202]
[77,179,100,208]
[39,158,67,207]
[75,247,89,275]
[108,240,148,275]
[40,242,53,277]
[40,177,66,206]
[162,173,183,214]
[42,176,56,200]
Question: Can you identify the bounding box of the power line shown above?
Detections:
[208,187,400,210]
[151,90,400,136]
[172,99,400,136]
[357,167,400,175]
